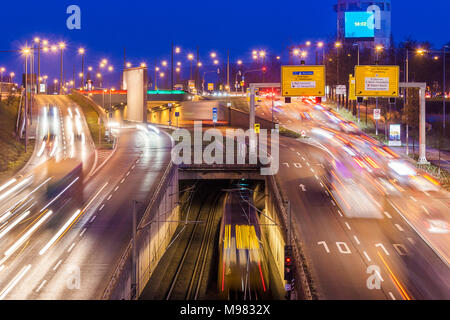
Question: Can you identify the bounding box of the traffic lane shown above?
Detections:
[33,128,172,299]
[280,136,449,299]
[0,127,170,299]
[278,137,391,299]
[0,127,137,299]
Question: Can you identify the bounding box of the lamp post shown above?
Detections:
[78,48,85,89]
[335,42,342,85]
[188,53,194,80]
[59,42,65,94]
[0,67,4,100]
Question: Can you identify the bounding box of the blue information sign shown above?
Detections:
[212,107,218,123]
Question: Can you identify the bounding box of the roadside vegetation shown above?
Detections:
[0,95,34,182]
[68,94,113,149]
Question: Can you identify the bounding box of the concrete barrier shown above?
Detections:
[102,162,179,300]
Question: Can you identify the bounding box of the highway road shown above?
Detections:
[0,96,172,299]
[256,95,450,300]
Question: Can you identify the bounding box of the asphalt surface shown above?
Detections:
[0,95,172,299]
[256,96,450,300]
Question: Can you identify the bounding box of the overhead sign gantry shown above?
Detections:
[281,65,326,97]
[355,65,400,97]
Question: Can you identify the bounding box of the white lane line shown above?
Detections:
[345,222,351,230]
[35,280,47,293]
[131,165,136,170]
[363,251,371,262]
[353,235,360,245]
[315,175,319,180]
[325,190,330,196]
[90,215,97,223]
[395,224,404,232]
[301,157,306,161]
[0,264,32,300]
[306,162,310,167]
[297,152,302,156]
[331,200,336,206]
[120,178,125,184]
[410,196,418,202]
[388,292,396,300]
[424,192,431,197]
[383,211,392,219]
[421,206,430,215]
[310,168,315,173]
[107,194,112,201]
[337,210,343,217]
[114,186,119,192]
[68,242,76,253]
[320,182,324,187]
[53,260,63,271]
[99,204,105,212]
[126,171,130,176]
[79,228,87,237]
[407,237,415,244]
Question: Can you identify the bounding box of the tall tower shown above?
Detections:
[335,0,392,48]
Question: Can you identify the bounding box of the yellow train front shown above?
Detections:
[218,191,270,300]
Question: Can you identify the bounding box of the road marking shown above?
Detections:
[363,251,371,262]
[424,192,431,197]
[336,242,351,254]
[36,280,47,293]
[383,211,392,219]
[68,242,76,253]
[353,235,360,245]
[395,224,404,232]
[345,222,351,230]
[306,162,310,167]
[53,260,62,271]
[296,152,302,156]
[337,210,343,217]
[318,241,330,253]
[331,200,336,206]
[301,157,306,161]
[114,186,119,192]
[325,190,330,196]
[79,228,87,237]
[90,215,97,223]
[131,165,136,170]
[393,244,408,256]
[107,194,112,201]
[407,237,415,245]
[421,206,430,215]
[375,243,390,255]
[0,264,32,300]
[120,178,125,184]
[126,171,130,176]
[315,175,319,180]
[99,204,105,211]
[388,292,396,300]
[320,182,324,187]
[299,184,307,192]
[410,196,418,202]
[310,168,315,173]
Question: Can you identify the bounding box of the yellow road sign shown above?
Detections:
[281,65,325,97]
[355,65,399,97]
[208,83,214,91]
[254,123,260,134]
[349,74,356,101]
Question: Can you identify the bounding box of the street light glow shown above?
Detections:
[210,52,217,58]
[78,48,85,54]
[237,60,243,65]
[187,54,194,60]
[162,60,168,66]
[317,42,324,48]
[141,62,147,67]
[59,42,66,49]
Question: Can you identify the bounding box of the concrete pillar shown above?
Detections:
[249,86,257,158]
[418,87,428,164]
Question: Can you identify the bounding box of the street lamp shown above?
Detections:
[58,42,66,94]
[317,42,325,64]
[187,54,194,79]
[78,48,85,89]
[375,45,383,64]
[335,42,342,85]
[0,67,5,82]
[10,72,15,83]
